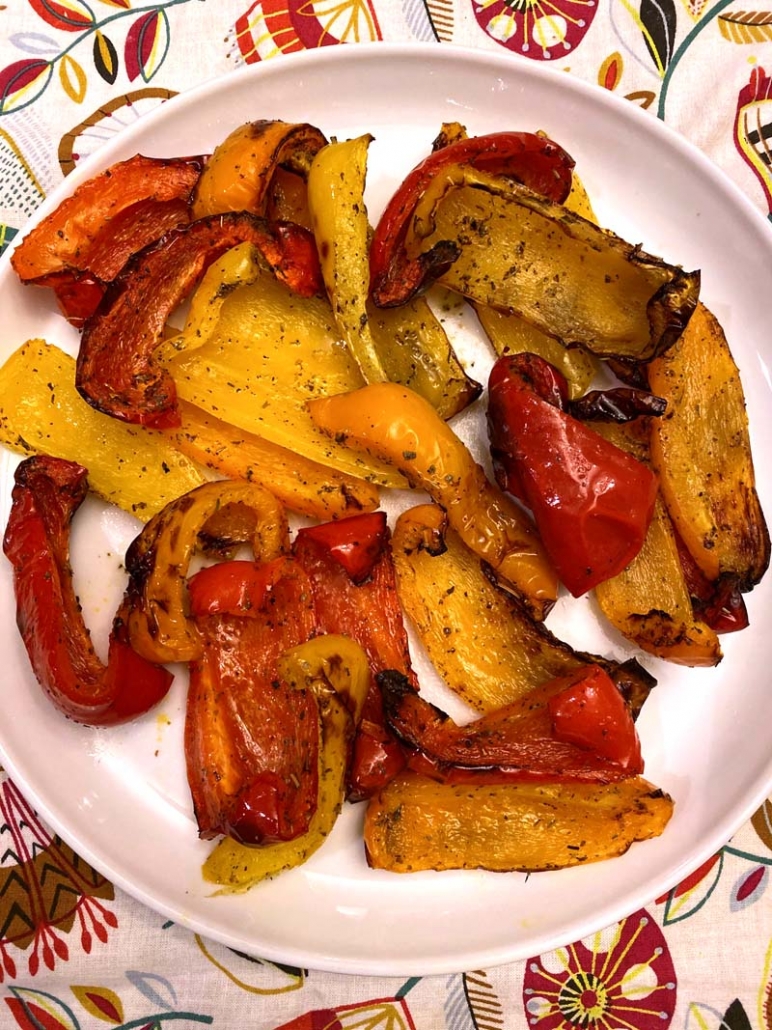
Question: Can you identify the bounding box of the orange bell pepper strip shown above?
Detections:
[192,119,328,219]
[76,212,323,429]
[2,456,173,726]
[308,382,558,620]
[369,131,574,307]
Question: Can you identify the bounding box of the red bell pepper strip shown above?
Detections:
[292,512,415,800]
[369,131,575,308]
[185,555,320,845]
[381,664,643,785]
[30,197,193,328]
[75,212,323,430]
[487,353,659,597]
[2,456,173,726]
[11,154,205,282]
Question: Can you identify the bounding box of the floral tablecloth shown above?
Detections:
[3,1,772,1028]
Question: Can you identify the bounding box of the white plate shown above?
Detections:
[2,43,772,977]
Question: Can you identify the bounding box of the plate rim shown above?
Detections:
[2,41,772,976]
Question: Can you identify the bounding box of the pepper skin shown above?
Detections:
[76,212,323,429]
[369,131,575,307]
[381,665,642,786]
[2,456,173,725]
[185,556,319,845]
[488,354,659,597]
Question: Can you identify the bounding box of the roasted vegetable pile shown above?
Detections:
[2,114,768,886]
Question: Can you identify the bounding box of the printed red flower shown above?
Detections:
[472,0,598,60]
[523,909,676,1029]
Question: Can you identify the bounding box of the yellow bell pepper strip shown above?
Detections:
[76,212,323,430]
[307,134,388,384]
[292,512,415,800]
[408,169,700,363]
[429,122,598,399]
[124,480,289,665]
[192,119,328,219]
[307,134,481,415]
[591,419,722,668]
[369,130,575,308]
[202,634,370,891]
[647,302,770,591]
[162,247,407,488]
[3,456,173,726]
[476,305,598,401]
[391,504,656,717]
[0,339,207,520]
[184,557,319,844]
[363,772,674,874]
[11,154,204,282]
[308,382,558,620]
[487,353,659,597]
[165,400,380,521]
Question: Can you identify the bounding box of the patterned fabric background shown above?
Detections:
[2,1,772,1027]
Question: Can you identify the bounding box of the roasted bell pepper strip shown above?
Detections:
[488,353,659,597]
[410,170,700,363]
[165,399,380,522]
[307,134,482,412]
[76,212,323,429]
[11,154,204,282]
[363,772,673,874]
[390,504,656,718]
[0,340,207,520]
[308,382,558,620]
[192,119,328,219]
[369,131,575,307]
[202,634,370,891]
[125,480,289,665]
[185,556,319,844]
[2,456,173,726]
[590,418,722,667]
[34,196,193,328]
[296,510,388,584]
[381,665,642,785]
[293,512,415,800]
[647,302,770,591]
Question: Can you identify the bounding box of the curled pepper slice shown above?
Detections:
[381,664,642,784]
[185,556,319,844]
[76,212,323,429]
[369,131,575,307]
[2,456,173,725]
[308,382,558,620]
[192,119,328,219]
[488,354,659,597]
[125,479,289,665]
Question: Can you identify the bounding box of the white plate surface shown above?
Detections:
[1,43,772,977]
